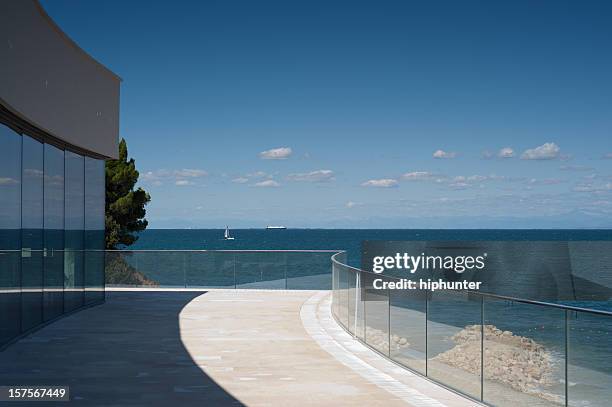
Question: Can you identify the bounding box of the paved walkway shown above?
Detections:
[0,290,479,406]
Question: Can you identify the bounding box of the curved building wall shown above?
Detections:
[0,0,120,159]
[0,1,115,348]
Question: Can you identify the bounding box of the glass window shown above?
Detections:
[21,135,44,332]
[84,157,105,303]
[43,144,64,321]
[64,151,84,312]
[0,124,22,346]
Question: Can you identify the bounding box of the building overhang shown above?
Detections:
[0,0,120,159]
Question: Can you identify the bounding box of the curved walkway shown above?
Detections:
[0,289,479,406]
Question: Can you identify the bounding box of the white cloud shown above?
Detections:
[287,169,335,182]
[498,147,515,158]
[528,178,565,185]
[467,175,488,182]
[174,169,208,178]
[247,171,269,178]
[23,168,43,177]
[254,180,280,187]
[361,179,398,188]
[401,171,435,181]
[345,201,361,208]
[520,142,561,160]
[231,177,249,184]
[449,182,471,189]
[259,147,292,160]
[433,149,457,159]
[604,153,612,159]
[0,177,19,185]
[142,168,207,186]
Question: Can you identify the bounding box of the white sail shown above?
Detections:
[224,226,229,239]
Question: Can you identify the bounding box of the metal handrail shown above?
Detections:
[106,249,345,253]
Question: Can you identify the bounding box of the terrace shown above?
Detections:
[1,250,611,406]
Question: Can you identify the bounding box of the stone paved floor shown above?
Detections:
[0,290,478,406]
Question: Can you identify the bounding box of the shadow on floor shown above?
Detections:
[0,291,244,406]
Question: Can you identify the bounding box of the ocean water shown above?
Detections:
[131,228,612,263]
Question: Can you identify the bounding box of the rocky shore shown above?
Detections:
[433,324,563,404]
[365,327,410,353]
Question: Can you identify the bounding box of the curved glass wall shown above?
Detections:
[43,144,65,321]
[0,122,106,349]
[0,124,22,345]
[21,136,44,332]
[64,151,85,312]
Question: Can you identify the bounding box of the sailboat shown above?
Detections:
[224,226,235,240]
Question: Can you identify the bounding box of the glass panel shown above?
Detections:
[0,124,22,346]
[427,290,481,400]
[111,251,180,287]
[234,252,285,289]
[105,251,156,287]
[483,298,566,406]
[43,144,64,321]
[568,312,612,407]
[332,260,339,318]
[84,157,105,303]
[363,272,390,356]
[347,267,355,335]
[286,251,332,289]
[186,252,234,288]
[337,263,349,329]
[64,151,84,312]
[355,270,365,340]
[21,135,44,332]
[390,286,427,375]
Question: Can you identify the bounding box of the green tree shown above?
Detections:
[105,138,150,249]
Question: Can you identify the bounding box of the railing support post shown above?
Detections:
[387,286,391,357]
[481,295,484,401]
[565,309,569,407]
[425,290,428,377]
[183,252,187,288]
[354,271,360,339]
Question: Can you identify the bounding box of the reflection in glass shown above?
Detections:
[390,287,427,374]
[0,124,22,346]
[426,290,482,400]
[43,144,64,321]
[234,252,285,289]
[64,151,84,312]
[84,157,105,303]
[21,136,44,332]
[363,273,390,356]
[568,312,612,407]
[483,298,565,407]
[286,251,333,289]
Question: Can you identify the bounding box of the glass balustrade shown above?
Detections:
[331,252,612,407]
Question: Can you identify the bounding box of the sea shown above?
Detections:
[130,228,612,263]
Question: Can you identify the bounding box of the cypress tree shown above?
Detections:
[105,138,150,249]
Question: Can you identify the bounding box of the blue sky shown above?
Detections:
[41,0,612,228]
